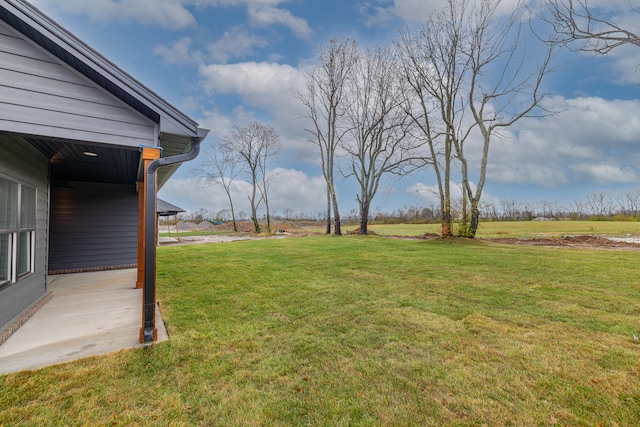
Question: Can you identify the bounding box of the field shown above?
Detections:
[1,223,639,425]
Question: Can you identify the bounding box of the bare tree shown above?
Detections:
[221,121,280,233]
[342,46,418,234]
[586,191,614,218]
[192,142,241,231]
[257,138,281,233]
[398,3,469,237]
[570,198,586,219]
[401,0,553,238]
[297,38,359,235]
[544,0,640,55]
[617,188,640,217]
[460,0,554,237]
[501,199,522,220]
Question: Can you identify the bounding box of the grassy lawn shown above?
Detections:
[2,235,640,425]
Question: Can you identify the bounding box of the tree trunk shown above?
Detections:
[468,201,480,238]
[331,191,342,235]
[229,199,238,232]
[266,211,271,233]
[251,211,261,233]
[359,202,369,235]
[461,177,468,235]
[441,186,452,237]
[441,217,451,237]
[325,189,331,234]
[359,220,367,234]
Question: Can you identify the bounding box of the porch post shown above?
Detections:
[137,148,161,289]
[138,147,161,343]
[141,136,203,343]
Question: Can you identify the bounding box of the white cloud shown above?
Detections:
[569,164,638,184]
[199,61,303,108]
[407,182,442,207]
[154,27,272,65]
[392,0,442,23]
[197,61,311,142]
[485,95,640,187]
[193,0,291,7]
[196,61,320,171]
[248,5,312,39]
[268,168,327,213]
[607,44,640,86]
[540,96,640,147]
[407,180,501,210]
[197,106,259,140]
[154,37,201,64]
[408,181,461,206]
[360,0,533,26]
[31,0,196,29]
[159,168,326,215]
[207,26,270,63]
[32,0,311,38]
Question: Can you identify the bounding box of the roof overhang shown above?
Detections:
[0,0,209,187]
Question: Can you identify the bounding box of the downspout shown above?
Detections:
[142,135,204,342]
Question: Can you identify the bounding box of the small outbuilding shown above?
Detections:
[157,198,186,242]
[157,199,187,218]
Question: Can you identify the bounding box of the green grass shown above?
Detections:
[2,235,640,425]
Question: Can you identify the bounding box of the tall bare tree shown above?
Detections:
[544,0,640,55]
[398,1,474,237]
[192,142,241,231]
[221,121,280,233]
[401,0,554,237]
[461,0,554,237]
[297,38,359,235]
[343,46,418,234]
[257,136,281,233]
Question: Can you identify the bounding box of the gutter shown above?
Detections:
[142,134,205,342]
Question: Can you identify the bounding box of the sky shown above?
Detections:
[28,0,640,218]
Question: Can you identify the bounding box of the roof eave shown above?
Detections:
[1,0,206,139]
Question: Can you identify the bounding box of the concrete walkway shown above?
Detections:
[0,269,168,375]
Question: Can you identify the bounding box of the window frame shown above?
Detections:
[0,174,36,289]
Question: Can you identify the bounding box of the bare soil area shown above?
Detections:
[484,235,640,250]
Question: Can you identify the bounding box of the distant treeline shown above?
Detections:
[163,189,640,225]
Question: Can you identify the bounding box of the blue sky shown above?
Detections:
[29,0,640,217]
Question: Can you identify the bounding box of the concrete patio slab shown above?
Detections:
[0,269,168,375]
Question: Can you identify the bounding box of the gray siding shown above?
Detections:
[0,21,157,147]
[0,135,49,328]
[48,181,138,273]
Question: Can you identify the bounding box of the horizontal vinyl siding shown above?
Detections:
[48,181,139,273]
[0,22,156,147]
[0,135,49,329]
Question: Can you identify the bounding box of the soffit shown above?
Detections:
[26,138,140,184]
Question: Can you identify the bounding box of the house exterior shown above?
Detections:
[0,0,208,340]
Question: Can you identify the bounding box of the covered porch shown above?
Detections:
[0,269,168,375]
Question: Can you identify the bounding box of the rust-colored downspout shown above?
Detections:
[141,135,204,343]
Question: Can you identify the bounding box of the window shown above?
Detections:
[0,176,36,287]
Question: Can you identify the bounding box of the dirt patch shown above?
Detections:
[347,228,379,235]
[212,221,303,233]
[485,235,640,250]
